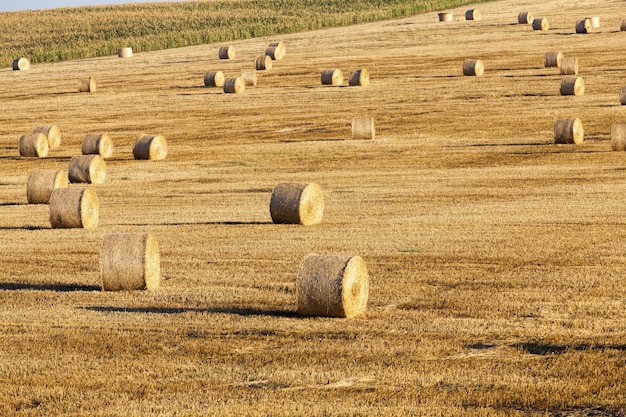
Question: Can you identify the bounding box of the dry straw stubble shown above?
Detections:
[465,9,480,21]
[348,69,369,86]
[82,133,114,159]
[49,187,99,229]
[352,116,375,140]
[223,76,245,93]
[560,57,578,75]
[296,254,369,318]
[68,155,106,184]
[270,182,324,226]
[133,134,168,160]
[611,124,626,151]
[544,51,563,68]
[462,59,484,76]
[12,58,30,70]
[255,54,272,71]
[560,76,584,96]
[204,71,225,87]
[518,12,533,24]
[26,169,68,204]
[100,233,161,291]
[532,18,549,31]
[554,118,584,145]
[19,133,49,158]
[321,68,343,85]
[32,125,61,149]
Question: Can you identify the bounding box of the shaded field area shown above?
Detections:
[1,0,626,415]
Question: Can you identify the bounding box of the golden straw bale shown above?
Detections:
[575,18,592,34]
[560,57,578,75]
[49,187,99,229]
[255,54,272,71]
[223,76,245,93]
[532,18,549,31]
[438,12,453,22]
[204,71,225,87]
[348,69,369,87]
[241,70,257,87]
[589,16,600,28]
[621,19,626,31]
[544,51,563,68]
[560,76,584,96]
[270,182,324,226]
[82,133,114,159]
[118,47,133,58]
[265,42,286,60]
[352,116,375,140]
[321,69,343,85]
[12,58,30,71]
[518,12,533,24]
[69,155,106,185]
[133,134,168,160]
[296,254,369,318]
[100,233,161,292]
[620,86,626,105]
[19,133,49,158]
[465,9,481,21]
[78,76,96,93]
[554,118,584,145]
[26,169,68,204]
[218,45,235,59]
[32,125,61,149]
[462,59,484,76]
[611,124,626,151]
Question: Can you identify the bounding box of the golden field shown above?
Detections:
[1,0,626,415]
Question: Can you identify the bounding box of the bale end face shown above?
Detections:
[462,59,484,76]
[349,69,369,87]
[133,134,168,160]
[270,182,324,226]
[32,125,61,149]
[544,51,563,68]
[69,155,107,185]
[532,18,549,31]
[321,69,343,86]
[255,54,272,71]
[575,18,592,34]
[554,118,584,145]
[19,133,49,158]
[100,233,161,291]
[560,76,584,96]
[465,9,481,21]
[218,46,235,60]
[12,58,30,71]
[518,12,533,24]
[49,187,99,229]
[204,71,225,87]
[82,133,114,159]
[223,76,245,93]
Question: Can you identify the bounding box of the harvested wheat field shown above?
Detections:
[1,0,626,415]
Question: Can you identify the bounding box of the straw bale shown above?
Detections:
[100,233,161,291]
[575,18,592,34]
[348,69,369,87]
[321,69,343,86]
[518,12,533,24]
[270,182,324,226]
[69,155,106,185]
[462,59,484,76]
[265,42,286,60]
[589,17,600,28]
[296,254,369,318]
[223,76,245,94]
[49,187,99,229]
[560,57,578,75]
[621,86,626,105]
[12,58,30,71]
[26,169,68,204]
[78,76,96,93]
[560,76,584,96]
[611,124,626,151]
[82,133,114,159]
[204,71,225,87]
[218,45,235,59]
[133,134,168,160]
[532,18,549,31]
[554,118,584,145]
[465,9,481,21]
[544,51,563,68]
[255,54,272,71]
[621,19,626,31]
[352,116,375,140]
[33,125,61,149]
[19,133,49,158]
[438,12,453,22]
[118,47,133,58]
[241,70,257,87]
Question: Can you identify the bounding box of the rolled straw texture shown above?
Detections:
[223,76,245,94]
[19,133,49,158]
[118,47,133,58]
[621,19,626,31]
[12,58,30,70]
[589,17,600,28]
[82,133,114,159]
[33,125,61,149]
[241,70,257,87]
[204,71,225,87]
[270,182,324,226]
[133,134,168,160]
[78,76,96,93]
[554,118,584,145]
[621,86,626,105]
[518,12,533,24]
[255,54,272,71]
[576,18,592,34]
[560,76,584,96]
[321,69,343,85]
[218,45,235,59]
[352,116,375,140]
[349,69,369,87]
[544,51,563,68]
[532,18,549,31]
[26,169,68,204]
[69,155,106,185]
[560,57,578,75]
[100,233,161,291]
[49,187,99,229]
[296,254,369,318]
[265,42,286,60]
[465,9,481,21]
[611,124,626,151]
[438,12,453,22]
[462,59,484,76]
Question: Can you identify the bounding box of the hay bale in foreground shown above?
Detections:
[241,70,257,87]
[518,12,533,24]
[118,47,133,58]
[26,169,68,204]
[554,118,584,145]
[465,9,481,21]
[560,57,578,75]
[204,71,225,87]
[532,18,549,31]
[560,76,584,96]
[19,133,48,158]
[296,254,369,318]
[321,69,343,85]
[69,155,106,184]
[349,69,369,87]
[223,76,245,93]
[270,182,324,226]
[352,116,375,140]
[49,187,98,229]
[12,58,30,71]
[255,54,272,71]
[462,59,484,76]
[576,18,592,33]
[100,233,161,291]
[32,125,61,149]
[78,76,96,93]
[82,133,114,159]
[133,134,168,160]
[544,51,563,68]
[438,12,453,22]
[265,42,286,60]
[218,45,235,60]
[611,124,626,151]
[620,86,626,105]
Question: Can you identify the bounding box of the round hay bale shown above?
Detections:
[518,12,533,24]
[270,182,324,226]
[241,70,257,87]
[32,125,61,149]
[560,76,584,96]
[620,86,626,105]
[575,18,592,34]
[223,76,245,94]
[69,155,106,185]
[118,47,133,58]
[462,59,484,76]
[296,254,369,318]
[255,54,272,71]
[133,134,168,160]
[49,187,99,229]
[78,76,96,93]
[348,69,369,87]
[321,69,343,86]
[26,169,68,204]
[544,51,563,68]
[438,12,453,22]
[465,9,481,21]
[218,45,235,60]
[589,16,600,28]
[81,133,114,159]
[554,118,584,145]
[100,233,161,292]
[204,71,225,87]
[560,57,578,75]
[532,17,549,31]
[611,124,626,151]
[621,19,626,31]
[19,133,49,158]
[265,42,286,60]
[352,116,375,140]
[12,58,30,71]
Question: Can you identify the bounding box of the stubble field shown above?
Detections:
[1,0,626,415]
